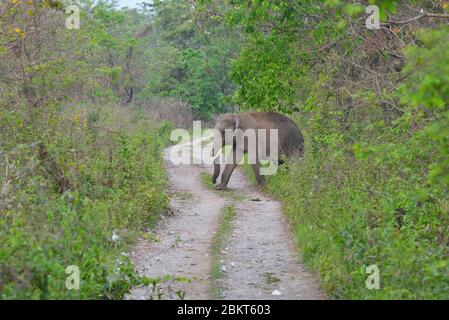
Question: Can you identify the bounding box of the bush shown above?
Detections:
[262,27,449,299]
[0,103,170,299]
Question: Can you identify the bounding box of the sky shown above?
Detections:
[115,0,142,8]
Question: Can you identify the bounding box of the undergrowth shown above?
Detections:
[0,103,172,299]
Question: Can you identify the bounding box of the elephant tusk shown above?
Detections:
[211,148,222,161]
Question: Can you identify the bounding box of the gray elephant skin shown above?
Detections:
[211,112,304,190]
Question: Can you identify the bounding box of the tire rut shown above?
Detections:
[220,169,323,299]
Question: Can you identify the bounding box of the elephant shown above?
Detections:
[211,112,304,190]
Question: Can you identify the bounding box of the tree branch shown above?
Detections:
[383,12,449,25]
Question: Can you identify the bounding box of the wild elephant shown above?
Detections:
[211,112,304,190]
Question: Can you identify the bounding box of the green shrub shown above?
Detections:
[0,103,169,299]
[262,27,449,299]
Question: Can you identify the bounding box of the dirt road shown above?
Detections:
[128,137,323,300]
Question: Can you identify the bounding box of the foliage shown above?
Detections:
[399,27,449,187]
[136,0,240,120]
[0,0,172,299]
[2,0,449,300]
[0,103,170,299]
[224,0,449,299]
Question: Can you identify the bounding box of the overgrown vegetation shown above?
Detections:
[205,0,449,299]
[0,1,173,299]
[1,103,171,299]
[1,0,448,299]
[138,0,240,119]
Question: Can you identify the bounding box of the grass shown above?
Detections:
[201,171,218,190]
[263,145,449,299]
[209,204,237,299]
[0,103,171,299]
[241,162,259,187]
[199,164,245,298]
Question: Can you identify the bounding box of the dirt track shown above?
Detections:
[127,137,324,300]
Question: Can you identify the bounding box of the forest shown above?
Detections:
[0,0,448,299]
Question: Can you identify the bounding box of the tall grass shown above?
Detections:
[0,103,172,299]
[263,114,449,299]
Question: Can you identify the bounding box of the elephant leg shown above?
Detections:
[216,163,237,190]
[212,163,220,184]
[251,162,266,187]
[216,149,243,190]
